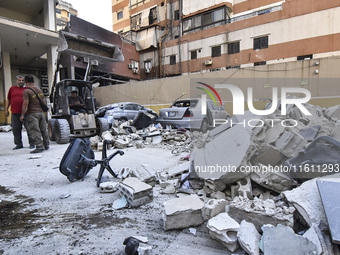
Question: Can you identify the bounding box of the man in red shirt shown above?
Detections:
[5,75,34,150]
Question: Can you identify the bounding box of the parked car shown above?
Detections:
[156,98,230,132]
[95,102,157,126]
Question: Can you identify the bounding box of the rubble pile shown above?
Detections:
[90,120,192,154]
[98,103,340,254]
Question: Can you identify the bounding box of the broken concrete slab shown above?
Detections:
[237,220,261,255]
[282,178,328,228]
[250,166,296,193]
[227,197,294,232]
[167,161,190,179]
[131,164,157,186]
[118,177,153,207]
[192,126,256,184]
[207,212,240,252]
[203,199,228,220]
[264,121,285,144]
[317,180,340,244]
[162,194,204,231]
[99,181,119,193]
[251,144,284,166]
[260,224,316,255]
[299,125,320,142]
[303,225,323,255]
[274,130,307,158]
[324,105,340,120]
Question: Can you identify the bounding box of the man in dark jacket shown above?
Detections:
[20,75,49,153]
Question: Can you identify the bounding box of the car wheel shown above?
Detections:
[55,119,70,144]
[200,118,208,133]
[96,117,110,135]
[48,118,57,141]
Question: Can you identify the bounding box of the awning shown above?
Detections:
[136,27,157,51]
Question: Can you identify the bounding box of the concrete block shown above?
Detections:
[317,122,336,137]
[131,164,157,186]
[275,131,307,158]
[250,166,296,193]
[114,138,130,149]
[163,195,204,231]
[236,177,252,199]
[251,144,284,166]
[118,177,153,207]
[207,212,240,252]
[260,224,316,255]
[167,162,190,179]
[101,131,114,141]
[99,181,119,193]
[237,220,261,255]
[203,199,228,219]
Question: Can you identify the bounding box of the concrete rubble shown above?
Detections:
[92,102,340,254]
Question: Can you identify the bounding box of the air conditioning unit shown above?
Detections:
[133,68,138,74]
[205,59,213,66]
[145,68,151,73]
[128,63,133,69]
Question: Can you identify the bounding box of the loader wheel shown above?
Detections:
[55,119,70,144]
[48,119,57,141]
[96,117,110,136]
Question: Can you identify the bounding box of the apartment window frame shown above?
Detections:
[170,55,176,65]
[131,13,142,30]
[253,35,268,50]
[211,45,221,58]
[297,54,313,60]
[182,6,229,35]
[117,11,123,20]
[149,7,157,24]
[190,50,198,60]
[228,41,240,55]
[174,10,180,20]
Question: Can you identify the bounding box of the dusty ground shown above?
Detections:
[0,131,241,255]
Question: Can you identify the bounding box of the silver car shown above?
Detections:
[95,102,156,125]
[157,98,230,132]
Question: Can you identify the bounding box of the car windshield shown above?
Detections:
[172,99,198,108]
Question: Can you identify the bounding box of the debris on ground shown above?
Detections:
[91,102,340,254]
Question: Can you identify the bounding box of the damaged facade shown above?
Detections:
[111,0,340,79]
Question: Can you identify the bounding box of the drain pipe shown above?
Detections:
[158,0,168,78]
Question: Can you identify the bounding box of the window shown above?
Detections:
[228,42,240,54]
[170,55,176,65]
[253,36,268,50]
[254,61,266,66]
[191,50,197,60]
[297,54,313,60]
[117,11,123,20]
[211,46,221,58]
[131,13,142,29]
[174,10,180,20]
[182,6,227,34]
[149,7,157,24]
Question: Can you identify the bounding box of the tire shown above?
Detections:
[200,118,208,133]
[96,117,110,136]
[55,119,70,144]
[48,119,57,141]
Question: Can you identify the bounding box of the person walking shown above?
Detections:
[5,74,35,150]
[20,75,49,153]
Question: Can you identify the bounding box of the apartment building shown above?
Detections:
[56,0,78,31]
[111,0,340,79]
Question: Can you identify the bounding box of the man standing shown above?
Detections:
[5,74,35,150]
[20,75,49,153]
